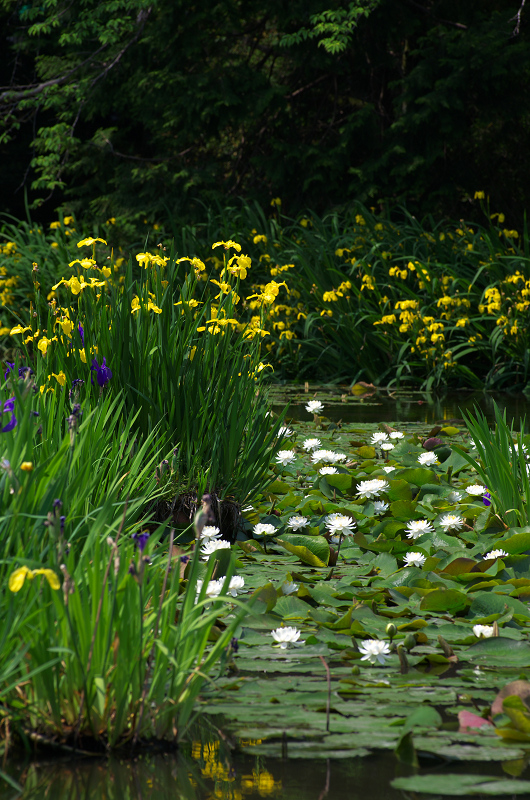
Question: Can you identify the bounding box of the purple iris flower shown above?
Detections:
[4,363,34,381]
[78,324,84,346]
[1,397,16,432]
[69,378,85,401]
[90,357,112,387]
[483,491,491,507]
[3,362,14,381]
[132,532,150,552]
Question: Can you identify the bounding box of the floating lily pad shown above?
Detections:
[391,773,530,795]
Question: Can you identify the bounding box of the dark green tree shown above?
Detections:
[0,0,528,225]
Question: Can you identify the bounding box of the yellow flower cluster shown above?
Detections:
[136,251,170,268]
[389,265,408,280]
[131,295,162,314]
[270,263,294,277]
[322,280,351,302]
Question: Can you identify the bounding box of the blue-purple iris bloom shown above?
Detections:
[132,532,150,552]
[483,490,491,507]
[91,357,112,387]
[4,363,33,381]
[78,324,84,346]
[1,398,16,432]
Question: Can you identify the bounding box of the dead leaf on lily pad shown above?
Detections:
[350,382,377,396]
[492,680,530,717]
[458,710,493,733]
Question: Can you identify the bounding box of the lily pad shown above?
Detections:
[391,774,530,795]
[276,535,330,567]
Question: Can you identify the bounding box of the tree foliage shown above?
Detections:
[0,0,529,225]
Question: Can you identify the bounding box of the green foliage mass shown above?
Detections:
[3,200,530,392]
[0,1,529,225]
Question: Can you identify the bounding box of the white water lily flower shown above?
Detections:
[358,639,391,665]
[356,479,389,499]
[311,449,329,463]
[276,450,296,466]
[306,400,324,414]
[271,626,302,649]
[325,514,356,536]
[199,525,221,540]
[473,624,494,638]
[438,514,464,532]
[227,576,245,597]
[200,540,231,560]
[282,581,299,595]
[403,552,426,568]
[381,442,395,452]
[484,549,508,560]
[371,432,389,444]
[253,522,277,537]
[320,466,339,475]
[405,519,435,539]
[328,452,347,463]
[418,451,439,466]
[325,512,344,526]
[196,578,224,600]
[382,465,396,473]
[287,515,308,531]
[277,426,293,437]
[466,484,487,496]
[303,437,322,451]
[447,491,462,503]
[389,431,404,439]
[373,501,389,515]
[311,449,343,464]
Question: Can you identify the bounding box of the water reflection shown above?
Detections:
[272,387,530,428]
[2,743,525,800]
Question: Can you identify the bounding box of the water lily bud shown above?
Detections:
[403,633,417,651]
[423,437,443,450]
[385,623,397,642]
[351,665,360,675]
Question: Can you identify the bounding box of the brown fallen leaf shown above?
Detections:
[492,680,530,717]
[350,381,377,396]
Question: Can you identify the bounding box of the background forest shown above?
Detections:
[0,0,529,230]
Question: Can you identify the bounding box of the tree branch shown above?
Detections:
[510,0,527,36]
[0,44,108,104]
[90,7,152,88]
[0,6,152,105]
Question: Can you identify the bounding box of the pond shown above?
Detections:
[270,385,530,427]
[4,739,528,800]
[3,388,530,800]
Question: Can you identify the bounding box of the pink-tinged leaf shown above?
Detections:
[458,710,493,732]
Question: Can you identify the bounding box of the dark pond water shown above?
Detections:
[3,744,528,800]
[270,385,530,428]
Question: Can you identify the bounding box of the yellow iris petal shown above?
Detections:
[9,566,32,592]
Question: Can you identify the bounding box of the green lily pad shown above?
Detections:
[391,774,530,795]
[276,535,330,567]
[395,468,438,487]
[420,588,468,613]
[465,638,530,666]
